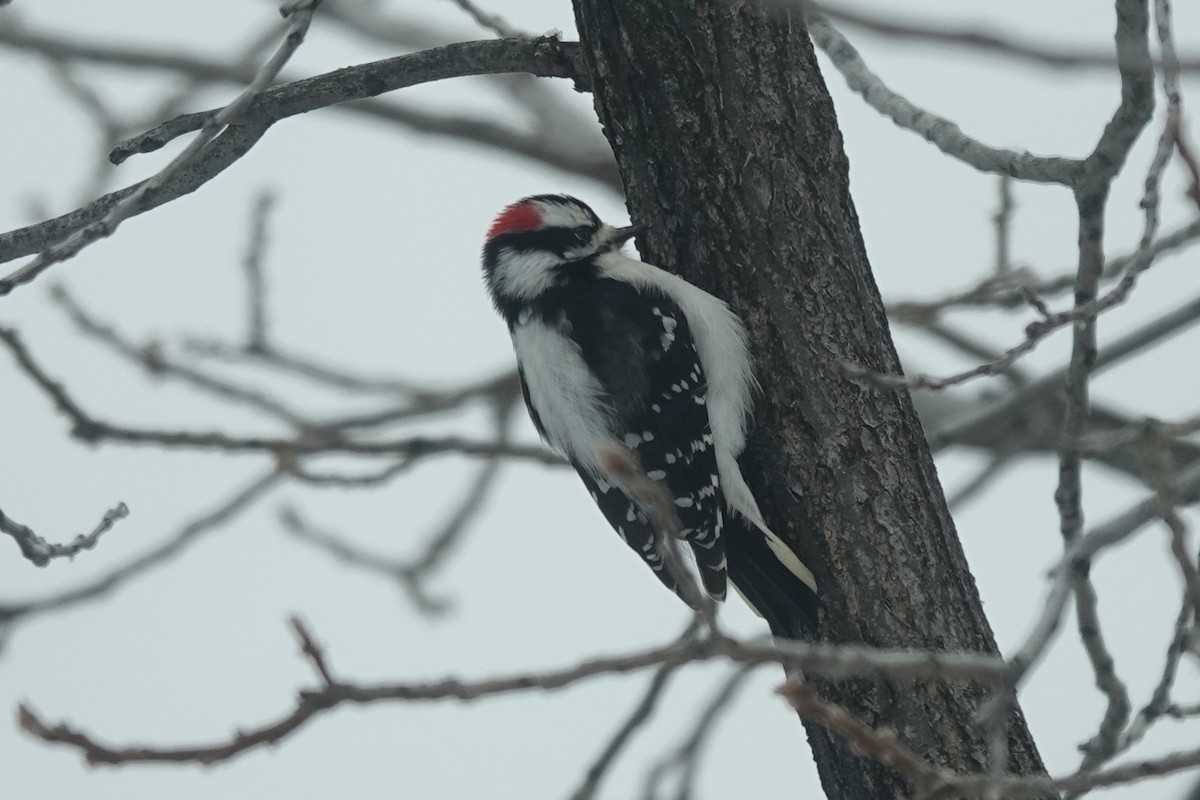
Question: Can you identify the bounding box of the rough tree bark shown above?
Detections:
[571,2,1050,797]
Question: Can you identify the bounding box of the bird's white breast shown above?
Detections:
[512,316,615,474]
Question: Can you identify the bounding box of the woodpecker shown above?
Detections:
[481,194,818,637]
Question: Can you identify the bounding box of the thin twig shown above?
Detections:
[1,503,129,567]
[572,622,700,800]
[0,1,322,295]
[889,219,1200,320]
[444,0,525,38]
[49,285,313,429]
[289,615,336,686]
[0,471,282,623]
[17,624,1017,766]
[806,14,1081,184]
[797,0,1200,73]
[243,190,277,353]
[0,39,588,272]
[993,174,1014,274]
[643,665,753,800]
[0,321,559,465]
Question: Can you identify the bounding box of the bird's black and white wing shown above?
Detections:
[516,279,728,603]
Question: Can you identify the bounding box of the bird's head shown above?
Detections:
[481,195,642,310]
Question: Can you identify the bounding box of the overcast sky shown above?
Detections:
[3,1,1200,798]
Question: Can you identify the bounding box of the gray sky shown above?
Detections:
[3,1,1200,797]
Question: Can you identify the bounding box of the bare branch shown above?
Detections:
[978,457,1200,736]
[181,338,429,395]
[16,615,1015,767]
[1,471,282,624]
[242,190,276,353]
[0,322,559,464]
[643,665,752,800]
[0,38,588,274]
[18,632,702,766]
[782,677,1200,798]
[279,421,509,617]
[993,174,1014,274]
[288,615,336,686]
[0,22,618,188]
[49,286,312,429]
[1054,1,1155,775]
[1067,458,1200,566]
[1141,427,1200,624]
[799,0,1200,72]
[1117,597,1193,754]
[0,2,321,295]
[572,623,700,800]
[1,503,129,567]
[929,290,1200,451]
[889,218,1200,319]
[806,15,1082,184]
[779,678,943,794]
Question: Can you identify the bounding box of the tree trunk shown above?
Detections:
[571,2,1049,797]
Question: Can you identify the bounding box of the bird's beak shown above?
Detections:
[610,224,645,246]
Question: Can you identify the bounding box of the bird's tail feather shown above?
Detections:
[726,516,819,639]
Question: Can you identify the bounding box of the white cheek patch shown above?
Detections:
[492,247,561,301]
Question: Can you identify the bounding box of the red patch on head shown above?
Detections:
[487,202,543,240]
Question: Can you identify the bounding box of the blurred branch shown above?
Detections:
[446,0,524,39]
[600,443,717,630]
[979,0,1156,774]
[889,218,1200,319]
[50,285,314,429]
[928,290,1200,453]
[0,1,321,296]
[643,665,753,800]
[781,677,1200,798]
[17,618,1014,766]
[807,15,1082,184]
[0,37,590,281]
[570,624,700,800]
[976,457,1200,744]
[1117,598,1194,755]
[242,190,276,353]
[0,471,282,626]
[0,323,560,465]
[946,454,1015,511]
[281,389,520,615]
[1056,0,1158,775]
[181,338,429,395]
[1,503,129,567]
[800,0,1200,72]
[0,20,618,188]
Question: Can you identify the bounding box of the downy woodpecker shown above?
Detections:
[482,195,818,637]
